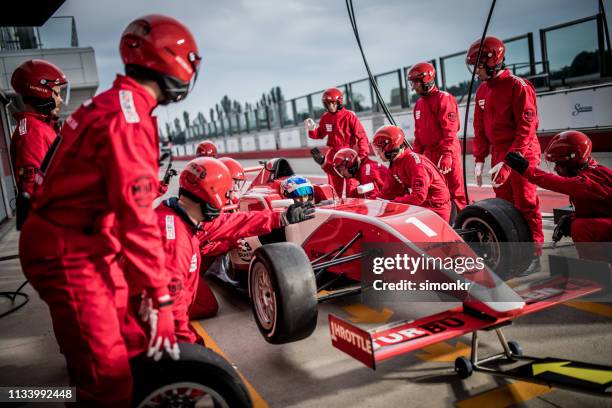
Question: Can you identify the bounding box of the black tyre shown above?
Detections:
[131,343,252,408]
[249,242,318,344]
[508,340,523,357]
[455,198,534,279]
[455,356,473,379]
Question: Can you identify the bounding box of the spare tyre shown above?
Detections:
[249,242,317,344]
[455,198,534,279]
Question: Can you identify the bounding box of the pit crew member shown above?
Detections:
[505,131,612,261]
[409,61,467,210]
[164,157,315,328]
[9,59,68,229]
[18,15,200,406]
[196,139,217,157]
[305,87,369,197]
[372,125,452,222]
[468,35,544,267]
[331,148,388,198]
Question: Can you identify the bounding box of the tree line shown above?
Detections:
[163,86,284,140]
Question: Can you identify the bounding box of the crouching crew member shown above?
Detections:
[164,157,314,330]
[505,131,612,262]
[331,148,388,198]
[372,125,452,222]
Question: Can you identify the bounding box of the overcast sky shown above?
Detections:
[54,0,608,128]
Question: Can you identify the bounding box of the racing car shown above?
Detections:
[223,158,536,345]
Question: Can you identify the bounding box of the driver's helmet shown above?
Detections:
[280,175,314,203]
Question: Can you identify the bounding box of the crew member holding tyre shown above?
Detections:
[331,148,388,198]
[468,36,544,271]
[408,62,467,210]
[162,157,315,330]
[505,131,612,261]
[305,87,369,197]
[18,15,199,406]
[372,125,452,222]
[9,59,68,229]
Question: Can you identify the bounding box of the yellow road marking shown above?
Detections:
[191,320,269,408]
[456,381,552,408]
[416,341,470,362]
[342,303,394,323]
[563,301,612,318]
[533,361,612,384]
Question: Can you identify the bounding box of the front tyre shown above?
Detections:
[249,242,317,344]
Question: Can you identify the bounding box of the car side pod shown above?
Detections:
[328,274,612,397]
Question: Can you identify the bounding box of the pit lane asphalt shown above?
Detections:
[0,156,610,407]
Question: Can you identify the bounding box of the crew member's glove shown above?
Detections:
[162,168,178,186]
[142,290,180,362]
[304,118,316,131]
[310,147,325,166]
[505,152,529,175]
[438,153,453,175]
[489,162,511,188]
[553,214,572,243]
[281,202,315,226]
[474,162,484,187]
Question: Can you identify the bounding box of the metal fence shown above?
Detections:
[176,13,611,143]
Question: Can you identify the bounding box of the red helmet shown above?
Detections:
[196,140,217,158]
[372,125,407,160]
[545,131,592,167]
[11,59,68,114]
[179,157,232,209]
[219,157,245,181]
[407,62,436,93]
[120,14,201,103]
[332,148,359,177]
[466,36,505,72]
[322,87,344,106]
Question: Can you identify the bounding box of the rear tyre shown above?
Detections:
[455,198,534,279]
[249,242,318,344]
[132,343,252,408]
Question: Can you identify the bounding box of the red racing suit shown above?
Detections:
[346,157,389,199]
[523,159,612,261]
[189,209,283,321]
[413,88,467,210]
[10,111,57,197]
[156,198,203,343]
[473,69,544,246]
[380,150,451,221]
[19,75,168,407]
[308,108,369,196]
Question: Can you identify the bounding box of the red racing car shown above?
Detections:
[222,158,536,344]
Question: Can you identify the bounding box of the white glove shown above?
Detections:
[304,118,316,131]
[474,162,484,187]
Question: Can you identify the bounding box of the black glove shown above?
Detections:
[162,168,178,186]
[282,202,315,225]
[310,147,325,166]
[505,152,529,175]
[552,214,572,243]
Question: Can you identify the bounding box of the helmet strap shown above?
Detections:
[178,187,221,221]
[23,96,55,117]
